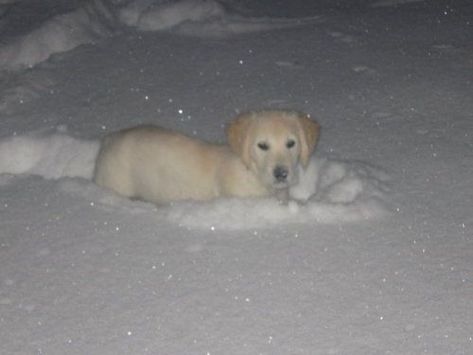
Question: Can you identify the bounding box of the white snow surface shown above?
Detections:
[0,129,99,179]
[119,0,227,30]
[0,0,472,354]
[0,0,115,71]
[0,0,321,71]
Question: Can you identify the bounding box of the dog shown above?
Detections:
[94,110,320,204]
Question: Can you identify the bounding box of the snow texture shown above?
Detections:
[119,0,227,30]
[0,129,99,179]
[0,0,472,354]
[0,0,115,71]
[0,0,321,71]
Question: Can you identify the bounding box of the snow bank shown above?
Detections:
[0,0,322,71]
[120,0,322,38]
[119,0,225,31]
[173,14,322,38]
[0,131,390,230]
[0,1,115,71]
[0,128,99,179]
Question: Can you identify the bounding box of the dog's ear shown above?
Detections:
[296,112,320,167]
[227,112,253,167]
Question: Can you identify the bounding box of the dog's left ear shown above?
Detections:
[227,112,253,167]
[296,112,321,167]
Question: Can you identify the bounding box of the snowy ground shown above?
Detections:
[0,0,472,353]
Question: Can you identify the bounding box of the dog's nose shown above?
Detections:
[273,166,289,182]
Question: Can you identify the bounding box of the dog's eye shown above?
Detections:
[286,139,296,149]
[257,142,269,151]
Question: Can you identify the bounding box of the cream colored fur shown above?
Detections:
[94,110,320,204]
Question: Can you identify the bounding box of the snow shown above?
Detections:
[1,0,472,354]
[0,0,321,71]
[119,0,226,31]
[0,129,99,179]
[0,0,115,71]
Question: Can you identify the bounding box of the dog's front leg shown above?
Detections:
[275,188,290,205]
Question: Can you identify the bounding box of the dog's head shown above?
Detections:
[227,110,320,191]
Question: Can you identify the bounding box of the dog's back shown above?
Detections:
[94,126,227,203]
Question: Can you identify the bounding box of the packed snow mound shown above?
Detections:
[0,1,115,71]
[120,0,322,37]
[0,131,390,229]
[172,14,322,38]
[119,0,225,30]
[0,0,322,71]
[0,129,99,179]
[166,158,391,230]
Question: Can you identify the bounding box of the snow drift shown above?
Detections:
[119,0,321,37]
[0,0,321,71]
[119,0,226,31]
[0,1,115,71]
[0,129,99,180]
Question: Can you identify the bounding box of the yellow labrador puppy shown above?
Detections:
[94,110,320,203]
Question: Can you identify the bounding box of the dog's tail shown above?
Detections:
[0,128,100,180]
